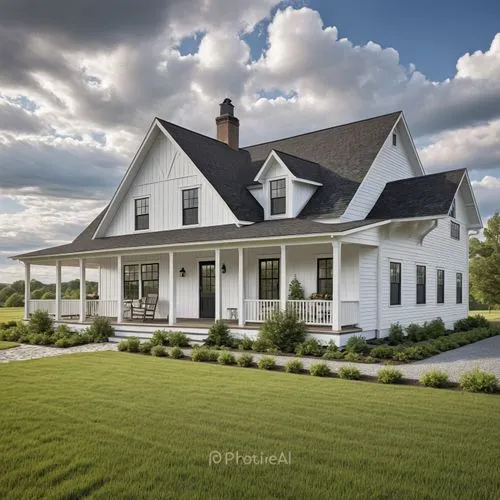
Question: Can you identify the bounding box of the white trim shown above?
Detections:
[458,170,483,229]
[254,150,295,182]
[180,184,202,228]
[132,194,151,233]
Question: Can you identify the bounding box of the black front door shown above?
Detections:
[199,261,216,318]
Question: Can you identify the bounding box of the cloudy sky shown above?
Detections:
[1,0,499,282]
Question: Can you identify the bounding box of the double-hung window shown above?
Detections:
[141,263,159,296]
[182,188,199,225]
[259,259,280,300]
[390,262,401,306]
[437,269,445,303]
[124,265,140,300]
[317,258,333,296]
[451,221,460,240]
[135,198,149,230]
[270,179,286,215]
[456,272,463,304]
[416,265,426,304]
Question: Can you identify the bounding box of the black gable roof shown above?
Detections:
[244,111,401,218]
[367,169,465,219]
[273,150,323,183]
[157,118,263,222]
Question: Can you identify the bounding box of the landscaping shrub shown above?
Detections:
[127,337,141,353]
[151,345,167,357]
[454,315,489,332]
[338,365,361,380]
[54,338,72,348]
[258,356,277,370]
[459,368,498,393]
[251,337,273,353]
[344,335,369,355]
[344,352,361,362]
[406,323,423,342]
[151,330,169,346]
[309,362,331,377]
[28,334,44,345]
[257,309,306,353]
[420,370,449,388]
[206,320,234,347]
[139,341,153,354]
[377,367,403,384]
[169,346,184,359]
[28,310,54,335]
[117,340,129,352]
[370,346,395,359]
[388,322,405,344]
[322,350,343,360]
[426,318,446,339]
[86,316,114,342]
[191,347,218,362]
[295,337,322,357]
[237,353,254,367]
[284,359,304,373]
[237,335,254,350]
[217,351,236,365]
[167,331,190,347]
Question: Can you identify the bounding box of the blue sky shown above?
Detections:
[0,0,499,281]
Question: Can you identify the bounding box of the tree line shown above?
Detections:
[0,279,99,307]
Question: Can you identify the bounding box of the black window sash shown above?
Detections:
[259,259,280,300]
[437,270,445,303]
[123,264,140,300]
[134,198,149,230]
[317,258,333,296]
[390,262,401,305]
[456,273,463,304]
[182,188,199,225]
[416,265,426,304]
[270,179,286,215]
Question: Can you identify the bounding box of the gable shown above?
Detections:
[103,126,238,237]
[343,118,424,221]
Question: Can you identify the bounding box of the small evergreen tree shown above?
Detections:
[288,275,305,300]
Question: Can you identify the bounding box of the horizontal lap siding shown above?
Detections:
[359,248,378,331]
[106,134,234,236]
[379,215,468,332]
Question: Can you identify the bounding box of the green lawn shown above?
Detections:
[475,309,500,324]
[0,341,19,350]
[0,353,499,499]
[0,307,23,323]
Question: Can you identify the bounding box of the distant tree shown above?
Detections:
[10,280,25,294]
[5,293,24,307]
[41,291,56,300]
[31,288,46,299]
[0,286,15,305]
[470,213,500,309]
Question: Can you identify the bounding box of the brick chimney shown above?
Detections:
[216,98,239,149]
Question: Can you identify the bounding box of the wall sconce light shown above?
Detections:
[179,267,186,278]
[221,264,226,274]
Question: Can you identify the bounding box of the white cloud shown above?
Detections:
[471,176,500,219]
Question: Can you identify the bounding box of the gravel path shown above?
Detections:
[1,337,499,383]
[0,343,117,363]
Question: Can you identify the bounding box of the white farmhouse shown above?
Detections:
[13,99,482,346]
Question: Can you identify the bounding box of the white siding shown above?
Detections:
[379,213,468,333]
[292,181,317,217]
[343,122,420,220]
[105,133,235,236]
[358,247,378,331]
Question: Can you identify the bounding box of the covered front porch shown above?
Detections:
[23,237,377,342]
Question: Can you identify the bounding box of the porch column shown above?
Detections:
[238,247,245,326]
[280,244,287,310]
[332,240,342,331]
[168,252,176,325]
[24,262,30,320]
[79,258,86,323]
[117,255,123,322]
[215,248,222,320]
[55,260,61,321]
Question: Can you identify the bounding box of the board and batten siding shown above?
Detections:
[343,122,421,221]
[105,133,235,237]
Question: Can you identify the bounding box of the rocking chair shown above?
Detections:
[130,294,158,322]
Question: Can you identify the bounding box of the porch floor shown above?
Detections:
[62,317,361,335]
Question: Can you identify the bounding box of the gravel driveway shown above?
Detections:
[1,337,499,383]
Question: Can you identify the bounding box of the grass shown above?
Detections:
[0,341,19,350]
[0,353,499,499]
[0,307,23,322]
[475,309,500,324]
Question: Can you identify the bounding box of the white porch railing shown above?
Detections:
[244,299,280,323]
[287,300,332,326]
[28,299,117,319]
[340,301,359,326]
[28,300,56,315]
[86,300,118,318]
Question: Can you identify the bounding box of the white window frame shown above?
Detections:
[180,185,201,227]
[133,195,151,233]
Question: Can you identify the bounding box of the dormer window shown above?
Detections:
[135,197,149,230]
[270,179,286,215]
[183,188,199,225]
